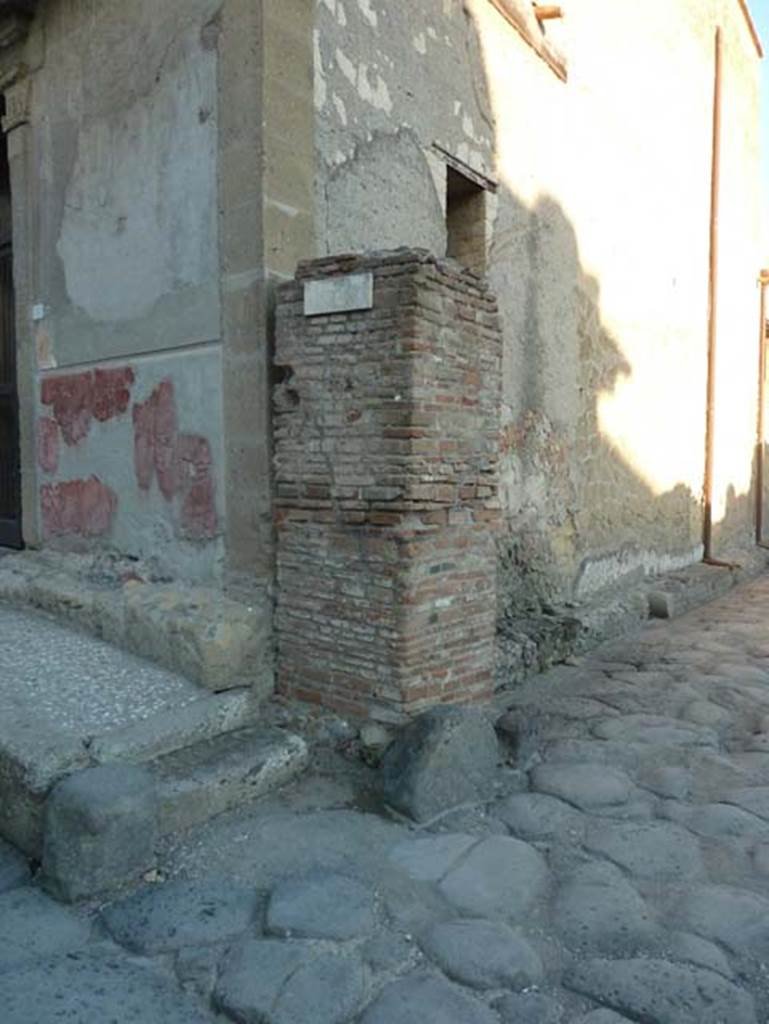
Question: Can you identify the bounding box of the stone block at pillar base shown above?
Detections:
[41,764,157,902]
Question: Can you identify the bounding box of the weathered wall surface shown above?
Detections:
[312,0,763,613]
[22,0,226,577]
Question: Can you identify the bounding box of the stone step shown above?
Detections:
[152,725,308,836]
[0,603,267,857]
[0,549,273,695]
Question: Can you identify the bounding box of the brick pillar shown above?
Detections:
[274,250,502,721]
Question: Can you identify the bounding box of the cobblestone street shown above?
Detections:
[6,574,769,1021]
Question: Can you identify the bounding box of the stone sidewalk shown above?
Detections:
[6,574,769,1021]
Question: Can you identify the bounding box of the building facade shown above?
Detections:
[0,0,763,712]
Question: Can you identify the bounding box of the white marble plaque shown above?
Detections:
[304,273,374,317]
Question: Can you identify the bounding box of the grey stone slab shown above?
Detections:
[42,764,157,901]
[583,820,704,881]
[266,872,375,940]
[593,715,719,748]
[554,861,658,955]
[678,884,769,959]
[388,833,477,882]
[420,919,543,991]
[438,835,549,921]
[0,838,29,892]
[721,786,769,821]
[662,801,769,840]
[381,707,500,822]
[0,949,215,1024]
[666,931,734,979]
[214,939,366,1024]
[495,992,564,1023]
[102,877,258,954]
[566,957,757,1024]
[637,765,692,799]
[359,973,498,1024]
[0,886,94,972]
[496,792,585,841]
[575,1013,633,1024]
[530,763,632,809]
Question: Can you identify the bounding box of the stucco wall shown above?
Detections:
[25,0,226,578]
[313,0,763,611]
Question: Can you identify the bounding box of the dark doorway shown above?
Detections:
[0,105,21,549]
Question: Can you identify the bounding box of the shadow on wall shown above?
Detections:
[453,6,758,618]
[494,187,757,616]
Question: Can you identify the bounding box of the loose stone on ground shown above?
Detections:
[380,707,500,822]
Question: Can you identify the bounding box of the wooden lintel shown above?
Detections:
[487,0,567,82]
[533,5,563,20]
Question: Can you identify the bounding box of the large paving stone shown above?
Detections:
[495,792,584,841]
[0,838,29,892]
[593,715,719,748]
[554,861,657,954]
[266,872,375,940]
[666,931,734,979]
[388,833,477,882]
[0,886,94,972]
[214,939,365,1024]
[102,877,258,954]
[359,973,498,1024]
[381,708,499,822]
[0,949,215,1023]
[495,992,564,1022]
[662,801,769,840]
[530,763,632,810]
[722,786,769,821]
[42,764,157,901]
[678,884,769,958]
[420,919,543,991]
[438,836,549,921]
[566,957,757,1024]
[575,1013,633,1024]
[583,821,704,880]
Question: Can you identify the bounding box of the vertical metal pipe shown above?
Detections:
[757,273,768,544]
[703,26,722,561]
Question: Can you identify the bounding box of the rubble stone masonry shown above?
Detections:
[274,250,502,720]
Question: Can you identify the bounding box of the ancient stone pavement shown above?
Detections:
[7,574,769,1021]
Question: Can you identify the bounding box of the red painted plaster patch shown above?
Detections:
[132,379,218,541]
[40,477,117,537]
[175,433,217,539]
[41,366,134,445]
[132,379,178,498]
[92,367,135,422]
[40,373,93,446]
[37,417,60,474]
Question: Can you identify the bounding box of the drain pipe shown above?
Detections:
[703,26,727,566]
[757,270,769,546]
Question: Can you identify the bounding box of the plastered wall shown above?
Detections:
[22,0,227,578]
[313,0,763,611]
